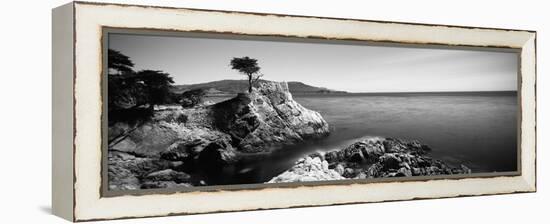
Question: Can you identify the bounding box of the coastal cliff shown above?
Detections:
[108,81,330,190]
[268,137,471,183]
[107,81,472,190]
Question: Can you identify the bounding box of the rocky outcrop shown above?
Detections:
[180,88,207,108]
[108,81,330,190]
[269,137,471,183]
[212,82,329,152]
[107,150,188,190]
[267,156,344,183]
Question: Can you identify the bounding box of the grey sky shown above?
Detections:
[109,33,518,93]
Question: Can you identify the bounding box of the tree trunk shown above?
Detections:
[248,74,253,93]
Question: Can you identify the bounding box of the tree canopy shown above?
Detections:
[108,49,175,117]
[230,56,263,93]
[134,70,175,107]
[108,49,134,74]
[107,49,179,146]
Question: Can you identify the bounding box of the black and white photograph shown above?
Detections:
[106,32,518,191]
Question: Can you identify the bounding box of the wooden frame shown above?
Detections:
[52,1,536,222]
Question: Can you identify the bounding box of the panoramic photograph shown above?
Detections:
[106,33,518,191]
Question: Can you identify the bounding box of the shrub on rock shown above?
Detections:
[180,88,206,108]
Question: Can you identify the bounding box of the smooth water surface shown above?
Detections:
[203,92,518,185]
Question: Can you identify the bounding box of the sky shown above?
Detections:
[109,33,518,93]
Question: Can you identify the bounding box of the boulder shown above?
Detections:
[198,142,236,173]
[107,151,182,190]
[365,163,383,178]
[179,88,206,108]
[382,138,429,154]
[324,151,342,163]
[342,138,385,163]
[268,157,344,183]
[380,154,401,171]
[343,168,358,178]
[335,163,346,176]
[396,167,413,177]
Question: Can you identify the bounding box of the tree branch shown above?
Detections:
[252,73,264,84]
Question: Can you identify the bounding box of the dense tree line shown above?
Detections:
[108,50,176,109]
[108,49,176,124]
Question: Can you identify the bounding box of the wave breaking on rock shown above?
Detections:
[268,137,471,183]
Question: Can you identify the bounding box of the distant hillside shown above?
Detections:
[172,79,347,95]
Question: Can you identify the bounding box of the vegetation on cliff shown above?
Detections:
[108,80,330,190]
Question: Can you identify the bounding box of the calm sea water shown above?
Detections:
[203,92,518,185]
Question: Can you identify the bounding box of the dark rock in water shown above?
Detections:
[325,139,386,164]
[379,154,401,171]
[416,158,431,168]
[344,145,366,163]
[324,151,341,164]
[421,144,432,151]
[198,142,232,173]
[382,138,401,153]
[159,139,237,173]
[383,138,429,154]
[269,137,472,183]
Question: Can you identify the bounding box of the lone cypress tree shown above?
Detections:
[230,56,263,93]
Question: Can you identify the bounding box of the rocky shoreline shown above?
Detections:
[268,137,471,183]
[108,81,471,190]
[108,81,330,190]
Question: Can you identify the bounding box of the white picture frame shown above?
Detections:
[52,1,536,221]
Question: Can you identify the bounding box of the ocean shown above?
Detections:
[204,92,518,185]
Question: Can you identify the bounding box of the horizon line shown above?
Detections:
[171,79,517,94]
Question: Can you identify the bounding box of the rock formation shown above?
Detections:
[267,156,345,183]
[212,82,329,152]
[108,81,330,190]
[269,137,471,183]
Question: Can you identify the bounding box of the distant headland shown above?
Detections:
[172,79,348,96]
